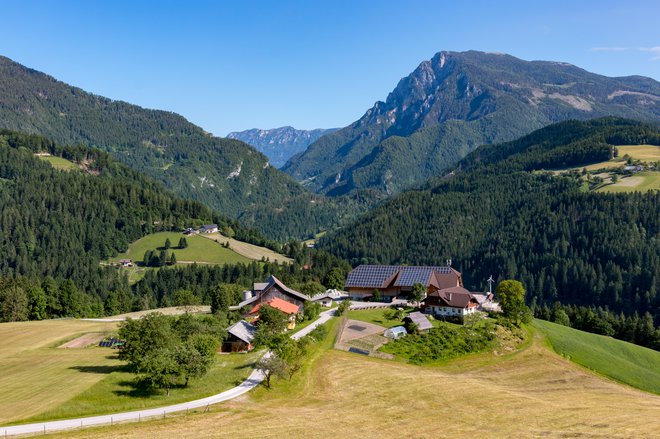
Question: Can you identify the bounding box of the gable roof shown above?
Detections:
[407,311,433,331]
[250,297,300,315]
[345,265,461,289]
[427,286,476,308]
[261,275,309,302]
[227,320,257,344]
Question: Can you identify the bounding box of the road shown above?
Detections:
[3,308,337,437]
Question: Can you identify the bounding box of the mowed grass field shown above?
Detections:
[0,319,117,425]
[597,171,660,193]
[533,319,660,394]
[108,232,251,266]
[37,154,78,171]
[202,233,293,264]
[0,316,257,426]
[44,322,660,439]
[618,144,660,161]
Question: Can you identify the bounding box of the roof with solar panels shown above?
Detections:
[345,265,461,289]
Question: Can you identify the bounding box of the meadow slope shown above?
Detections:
[44,325,660,439]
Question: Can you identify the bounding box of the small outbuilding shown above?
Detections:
[383,326,408,339]
[406,311,433,333]
[222,320,257,353]
[119,259,133,267]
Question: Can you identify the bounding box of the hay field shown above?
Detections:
[0,319,117,424]
[617,144,660,161]
[45,327,660,438]
[202,233,293,264]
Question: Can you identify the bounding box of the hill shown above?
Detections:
[37,321,660,438]
[227,126,337,168]
[0,130,275,320]
[0,55,321,238]
[320,119,660,323]
[534,319,660,394]
[284,51,660,196]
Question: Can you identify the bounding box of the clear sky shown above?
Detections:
[1,0,658,135]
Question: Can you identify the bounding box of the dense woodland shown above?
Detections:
[0,130,301,319]
[322,120,660,328]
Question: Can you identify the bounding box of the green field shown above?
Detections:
[24,351,259,423]
[347,307,410,328]
[109,232,251,266]
[617,144,660,161]
[37,155,78,171]
[597,171,660,193]
[533,319,660,394]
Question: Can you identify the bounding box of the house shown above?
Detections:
[238,275,309,310]
[249,297,300,330]
[119,259,133,267]
[383,326,407,339]
[345,265,463,302]
[222,320,257,352]
[311,289,349,307]
[406,311,433,333]
[199,224,218,234]
[422,286,479,318]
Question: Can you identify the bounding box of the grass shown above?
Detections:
[108,232,251,266]
[597,171,660,193]
[533,319,660,394]
[25,351,259,423]
[44,322,660,439]
[201,233,293,264]
[347,307,409,328]
[37,155,78,171]
[0,319,118,425]
[617,144,660,161]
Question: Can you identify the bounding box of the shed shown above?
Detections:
[383,326,407,339]
[222,320,257,352]
[407,311,433,332]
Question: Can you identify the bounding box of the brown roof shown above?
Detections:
[426,286,477,308]
[262,275,309,302]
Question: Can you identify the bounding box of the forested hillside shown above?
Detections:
[0,130,272,319]
[321,119,660,324]
[285,51,660,196]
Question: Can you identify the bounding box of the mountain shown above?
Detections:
[0,55,313,234]
[284,50,660,196]
[320,118,660,322]
[227,126,337,168]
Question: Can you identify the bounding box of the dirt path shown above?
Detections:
[58,333,106,349]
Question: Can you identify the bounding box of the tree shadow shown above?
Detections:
[69,364,126,374]
[113,379,187,398]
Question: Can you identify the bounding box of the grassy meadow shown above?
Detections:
[108,232,251,266]
[43,320,660,439]
[533,319,660,394]
[37,154,78,171]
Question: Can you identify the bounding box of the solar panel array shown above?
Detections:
[346,265,455,288]
[345,265,400,288]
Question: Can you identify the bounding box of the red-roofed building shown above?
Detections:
[249,297,301,330]
[422,286,479,318]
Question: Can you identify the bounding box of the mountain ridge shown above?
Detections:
[227,126,337,168]
[284,50,660,196]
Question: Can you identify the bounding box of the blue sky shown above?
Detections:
[1,0,659,135]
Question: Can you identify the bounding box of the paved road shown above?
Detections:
[3,309,336,437]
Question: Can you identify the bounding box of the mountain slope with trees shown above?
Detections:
[284,51,660,196]
[227,126,337,168]
[320,119,660,328]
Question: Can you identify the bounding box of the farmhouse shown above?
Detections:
[345,265,463,301]
[249,297,300,330]
[238,275,309,311]
[119,259,133,267]
[311,289,349,307]
[199,224,219,234]
[222,320,257,352]
[422,286,479,317]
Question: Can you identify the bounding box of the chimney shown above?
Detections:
[243,290,253,301]
[448,292,452,302]
[446,258,452,267]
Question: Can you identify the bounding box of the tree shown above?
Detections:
[337,300,351,316]
[611,174,619,184]
[0,284,29,322]
[324,268,345,291]
[165,238,172,249]
[209,283,243,314]
[27,286,47,320]
[256,354,287,388]
[141,348,179,396]
[371,289,382,302]
[496,280,532,325]
[274,337,308,381]
[118,313,176,369]
[553,308,570,327]
[178,237,188,249]
[172,289,200,309]
[169,252,177,266]
[254,304,288,346]
[174,335,218,386]
[302,300,322,321]
[409,283,426,307]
